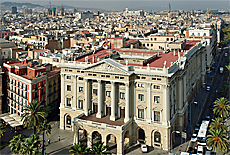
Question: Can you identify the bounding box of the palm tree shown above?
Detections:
[69,142,90,155]
[37,120,52,155]
[213,97,230,121]
[210,117,228,132]
[9,134,25,154]
[0,124,6,137]
[21,100,46,134]
[19,134,40,155]
[207,128,229,154]
[91,142,112,155]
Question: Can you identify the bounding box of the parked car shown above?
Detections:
[191,133,197,142]
[197,146,203,155]
[206,86,210,91]
[205,115,211,121]
[141,144,148,153]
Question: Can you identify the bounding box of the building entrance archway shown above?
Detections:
[92,131,102,144]
[79,129,87,145]
[106,134,117,153]
[138,128,145,143]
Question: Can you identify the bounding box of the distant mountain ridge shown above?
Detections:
[1,2,106,11]
[1,2,42,8]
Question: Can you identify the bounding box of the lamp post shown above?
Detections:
[171,130,180,154]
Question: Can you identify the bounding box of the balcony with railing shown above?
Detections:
[73,113,132,131]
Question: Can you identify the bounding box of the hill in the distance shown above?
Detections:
[1,2,42,8]
[1,2,106,11]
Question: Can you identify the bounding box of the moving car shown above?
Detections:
[191,133,197,142]
[206,86,210,91]
[141,144,148,153]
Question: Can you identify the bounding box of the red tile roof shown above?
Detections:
[184,40,200,50]
[75,40,199,68]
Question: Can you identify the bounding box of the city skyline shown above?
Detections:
[2,0,229,11]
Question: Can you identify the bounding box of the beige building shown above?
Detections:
[59,40,206,154]
[0,67,3,114]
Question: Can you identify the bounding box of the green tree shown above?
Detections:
[9,134,25,154]
[21,100,46,134]
[207,128,229,154]
[91,142,112,155]
[219,81,229,98]
[213,97,230,121]
[19,134,40,155]
[210,117,228,132]
[0,124,6,137]
[69,142,90,155]
[37,120,52,155]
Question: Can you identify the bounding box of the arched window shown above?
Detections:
[154,131,161,143]
[66,115,71,125]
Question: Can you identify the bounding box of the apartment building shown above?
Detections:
[59,40,206,154]
[3,60,60,117]
[185,28,217,72]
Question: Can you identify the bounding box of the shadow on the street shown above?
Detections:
[46,144,72,155]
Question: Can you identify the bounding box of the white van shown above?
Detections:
[197,146,203,155]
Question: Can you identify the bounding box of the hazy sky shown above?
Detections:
[4,0,230,11]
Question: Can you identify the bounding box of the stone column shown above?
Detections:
[96,80,103,118]
[87,133,92,148]
[84,79,89,116]
[72,75,77,110]
[163,85,168,126]
[60,74,65,108]
[178,77,183,110]
[125,82,130,123]
[117,135,124,155]
[110,81,116,121]
[146,83,152,123]
[73,126,79,144]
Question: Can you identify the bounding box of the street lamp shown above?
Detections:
[171,130,180,154]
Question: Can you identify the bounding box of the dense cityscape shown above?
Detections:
[0,1,230,155]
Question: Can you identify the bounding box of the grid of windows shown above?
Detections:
[120,92,125,99]
[138,109,144,119]
[154,96,160,103]
[138,94,144,101]
[67,85,71,91]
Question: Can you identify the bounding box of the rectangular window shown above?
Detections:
[79,87,83,93]
[78,77,83,80]
[79,100,83,109]
[153,85,160,89]
[67,85,71,91]
[106,91,111,97]
[154,111,160,122]
[66,98,71,106]
[138,83,144,88]
[120,92,125,99]
[138,94,144,101]
[154,96,160,103]
[66,76,71,79]
[93,89,98,96]
[138,109,144,119]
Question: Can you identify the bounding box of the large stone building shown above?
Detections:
[59,39,206,154]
